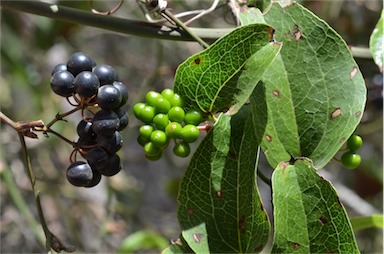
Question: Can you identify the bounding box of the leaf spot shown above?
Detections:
[193,233,204,243]
[350,67,358,79]
[355,111,361,118]
[238,215,246,233]
[265,134,272,142]
[187,208,193,216]
[194,57,201,65]
[339,137,346,144]
[216,190,223,199]
[330,108,342,119]
[281,162,289,173]
[293,242,300,249]
[272,90,280,97]
[319,215,329,225]
[290,24,302,41]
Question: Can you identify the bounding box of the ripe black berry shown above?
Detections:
[97,154,122,176]
[92,64,116,85]
[66,161,93,187]
[114,108,129,131]
[96,85,122,110]
[51,63,67,76]
[74,71,100,98]
[84,168,102,188]
[113,81,129,107]
[50,71,75,97]
[92,109,120,137]
[85,147,109,170]
[67,52,96,76]
[97,131,123,154]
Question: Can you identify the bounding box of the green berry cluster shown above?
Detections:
[133,89,204,160]
[341,134,363,169]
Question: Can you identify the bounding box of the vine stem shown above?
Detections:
[0,0,373,58]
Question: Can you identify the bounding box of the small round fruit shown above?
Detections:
[92,64,116,85]
[97,154,122,176]
[138,105,156,124]
[76,118,96,141]
[50,70,75,97]
[74,71,100,98]
[169,93,184,107]
[97,131,123,154]
[168,106,185,123]
[184,109,203,125]
[139,125,154,141]
[84,168,102,188]
[180,124,199,143]
[145,152,163,161]
[92,109,120,137]
[137,135,148,146]
[67,52,96,76]
[66,161,93,187]
[165,122,182,139]
[97,84,122,110]
[155,97,171,114]
[153,113,170,130]
[145,91,161,107]
[346,135,363,151]
[150,130,169,148]
[173,141,191,158]
[113,81,129,107]
[51,63,67,76]
[341,151,361,169]
[114,108,129,131]
[133,103,146,119]
[85,147,109,170]
[161,88,175,101]
[144,142,163,157]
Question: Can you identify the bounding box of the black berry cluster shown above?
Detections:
[133,89,204,161]
[50,52,129,187]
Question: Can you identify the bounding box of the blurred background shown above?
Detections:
[1,0,382,253]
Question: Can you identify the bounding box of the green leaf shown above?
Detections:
[118,230,168,253]
[238,7,267,26]
[181,223,210,253]
[271,158,360,253]
[255,2,366,168]
[370,9,384,71]
[174,23,280,115]
[350,214,384,231]
[177,107,270,253]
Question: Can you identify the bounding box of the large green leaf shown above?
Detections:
[271,158,360,253]
[369,9,383,71]
[174,23,281,114]
[253,2,367,169]
[177,107,270,253]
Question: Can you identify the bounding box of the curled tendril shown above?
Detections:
[90,0,124,15]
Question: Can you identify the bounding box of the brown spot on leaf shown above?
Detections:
[330,108,342,119]
[265,134,272,142]
[293,242,300,250]
[216,190,223,199]
[187,208,193,216]
[355,111,361,118]
[238,215,246,233]
[319,215,329,225]
[350,67,358,79]
[281,161,289,173]
[339,137,346,144]
[267,27,275,42]
[194,58,201,65]
[193,233,204,243]
[292,24,302,40]
[272,90,280,97]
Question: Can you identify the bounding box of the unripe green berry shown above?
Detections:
[133,103,145,119]
[173,141,191,158]
[153,113,170,130]
[169,94,184,107]
[145,152,163,161]
[341,151,361,169]
[137,135,148,146]
[150,130,169,148]
[139,125,154,140]
[184,109,203,125]
[155,97,171,114]
[161,88,175,101]
[180,124,199,143]
[146,91,161,107]
[346,134,363,151]
[165,122,183,139]
[168,106,185,123]
[139,105,155,124]
[144,142,162,157]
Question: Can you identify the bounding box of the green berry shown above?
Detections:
[146,91,161,106]
[145,152,163,161]
[173,141,191,158]
[155,97,171,114]
[139,125,154,140]
[144,142,162,157]
[165,122,183,139]
[133,103,145,119]
[169,93,184,107]
[347,134,363,151]
[137,135,148,146]
[161,88,175,101]
[139,105,155,124]
[180,124,199,143]
[168,106,185,123]
[153,113,170,130]
[341,151,361,169]
[184,109,203,125]
[150,130,169,148]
